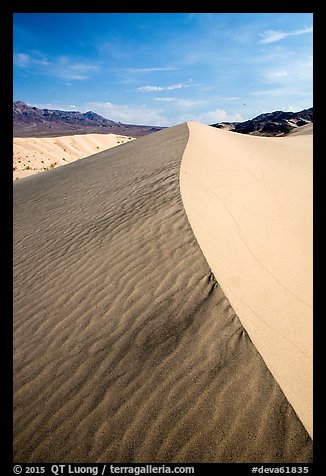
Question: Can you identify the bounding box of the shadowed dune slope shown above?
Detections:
[14,124,312,463]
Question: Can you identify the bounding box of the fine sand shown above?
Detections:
[181,122,313,437]
[14,124,312,463]
[288,123,313,136]
[13,133,135,180]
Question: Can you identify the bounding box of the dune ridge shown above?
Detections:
[288,123,313,136]
[180,122,313,437]
[14,123,312,463]
[13,133,135,180]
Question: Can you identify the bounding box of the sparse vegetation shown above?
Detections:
[13,166,17,171]
[49,162,57,169]
[24,165,32,170]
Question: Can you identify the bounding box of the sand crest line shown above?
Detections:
[180,121,313,437]
[14,124,312,462]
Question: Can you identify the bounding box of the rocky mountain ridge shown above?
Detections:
[13,101,163,138]
[211,107,313,136]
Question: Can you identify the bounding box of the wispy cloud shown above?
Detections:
[273,70,288,77]
[250,87,308,97]
[154,97,207,108]
[258,26,312,44]
[260,55,312,86]
[154,97,178,102]
[30,102,78,111]
[14,51,101,80]
[261,69,289,83]
[196,109,243,123]
[128,67,180,73]
[137,82,190,92]
[56,57,100,80]
[175,109,244,124]
[14,52,49,67]
[283,104,302,112]
[85,101,169,126]
[219,97,241,101]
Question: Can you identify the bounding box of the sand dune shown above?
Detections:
[14,124,312,463]
[13,133,135,180]
[288,123,313,136]
[181,122,313,437]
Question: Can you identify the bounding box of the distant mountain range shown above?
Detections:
[211,107,313,136]
[13,101,163,138]
[13,101,313,138]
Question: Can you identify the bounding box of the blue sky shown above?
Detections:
[13,13,313,126]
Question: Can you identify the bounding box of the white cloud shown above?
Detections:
[154,97,207,108]
[273,70,288,77]
[137,85,165,92]
[137,83,188,92]
[55,57,100,80]
[28,100,247,127]
[198,109,243,123]
[258,26,313,44]
[30,102,80,111]
[220,97,241,101]
[154,97,178,102]
[259,56,312,89]
[85,101,169,126]
[250,87,308,97]
[14,52,49,67]
[14,51,100,80]
[261,69,290,83]
[14,53,31,67]
[175,109,244,125]
[128,67,180,73]
[283,105,301,112]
